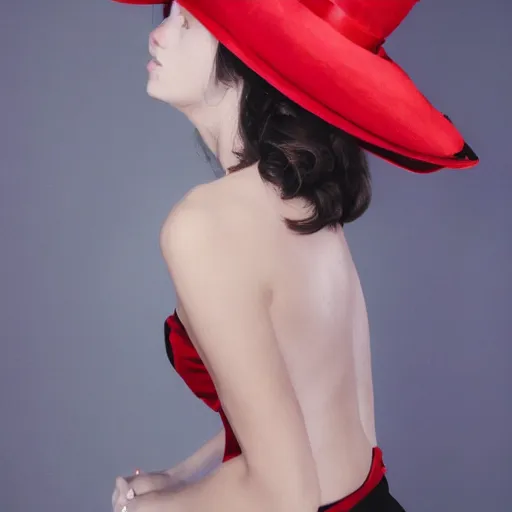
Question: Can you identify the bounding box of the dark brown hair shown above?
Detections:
[208,43,372,235]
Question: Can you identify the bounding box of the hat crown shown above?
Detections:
[334,0,420,40]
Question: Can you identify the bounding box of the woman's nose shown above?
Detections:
[150,33,160,48]
[150,16,168,48]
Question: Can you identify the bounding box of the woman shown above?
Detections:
[111,1,479,511]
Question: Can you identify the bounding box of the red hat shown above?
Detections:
[113,0,479,172]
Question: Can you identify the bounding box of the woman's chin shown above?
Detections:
[145,84,188,111]
[146,80,166,101]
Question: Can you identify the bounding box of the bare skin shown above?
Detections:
[173,164,377,505]
[114,1,377,508]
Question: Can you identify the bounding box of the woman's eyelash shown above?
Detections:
[162,12,189,29]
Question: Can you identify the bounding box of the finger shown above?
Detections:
[124,474,155,496]
[115,477,130,505]
[120,498,142,512]
[113,489,127,511]
[116,494,129,512]
[112,488,119,508]
[119,493,147,512]
[116,476,129,493]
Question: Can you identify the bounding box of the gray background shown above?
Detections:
[1,0,510,511]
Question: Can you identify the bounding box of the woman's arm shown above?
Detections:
[135,197,320,512]
[164,427,225,488]
[120,428,225,498]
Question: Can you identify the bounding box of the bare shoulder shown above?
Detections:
[159,173,274,277]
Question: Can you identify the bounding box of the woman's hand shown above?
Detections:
[112,470,173,512]
[112,475,131,512]
[112,485,175,512]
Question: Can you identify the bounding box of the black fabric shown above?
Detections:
[164,320,175,368]
[317,477,405,511]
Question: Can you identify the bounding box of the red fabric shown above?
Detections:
[165,311,241,462]
[300,0,386,52]
[112,0,479,171]
[320,447,387,511]
[164,311,220,411]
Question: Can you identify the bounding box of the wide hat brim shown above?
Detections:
[114,0,479,172]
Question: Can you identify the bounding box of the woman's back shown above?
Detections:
[176,163,377,504]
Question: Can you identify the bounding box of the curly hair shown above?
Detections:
[207,43,372,235]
